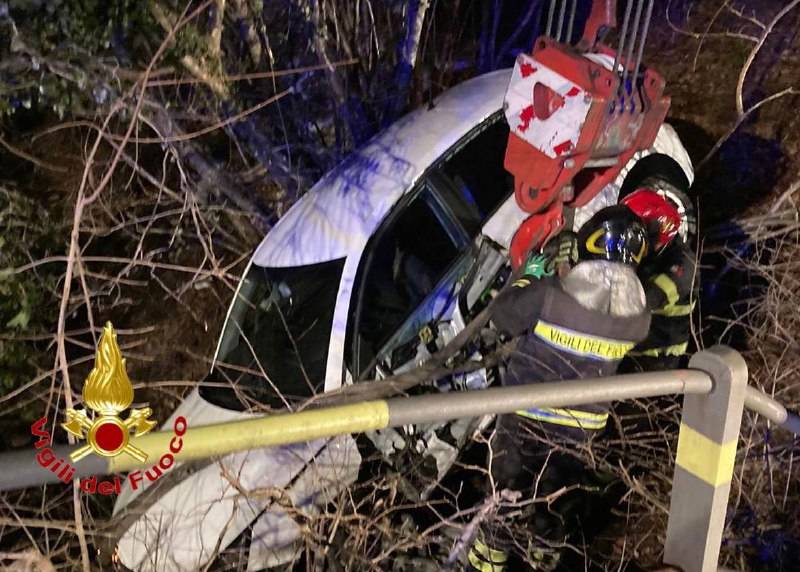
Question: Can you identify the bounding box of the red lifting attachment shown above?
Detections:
[506,0,667,268]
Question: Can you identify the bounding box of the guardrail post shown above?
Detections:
[664,345,748,572]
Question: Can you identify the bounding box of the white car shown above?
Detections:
[113,69,694,571]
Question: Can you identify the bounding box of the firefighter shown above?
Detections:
[618,187,696,372]
[467,206,651,572]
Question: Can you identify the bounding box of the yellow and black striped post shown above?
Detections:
[663,346,748,572]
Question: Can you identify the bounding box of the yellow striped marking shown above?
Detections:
[653,301,695,317]
[468,540,507,572]
[110,400,390,473]
[512,278,531,288]
[653,274,680,305]
[534,321,634,361]
[651,273,694,316]
[585,228,607,256]
[585,228,646,263]
[629,342,688,358]
[675,423,737,487]
[516,407,608,430]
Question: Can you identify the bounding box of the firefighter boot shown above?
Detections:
[529,546,561,571]
[466,539,508,572]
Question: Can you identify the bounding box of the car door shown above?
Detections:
[350,113,514,375]
[348,182,469,380]
[344,115,515,496]
[343,182,474,498]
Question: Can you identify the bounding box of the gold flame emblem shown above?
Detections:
[62,323,156,462]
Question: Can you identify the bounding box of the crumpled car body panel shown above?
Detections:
[114,389,361,572]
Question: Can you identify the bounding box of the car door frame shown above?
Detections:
[347,179,472,381]
[343,110,518,384]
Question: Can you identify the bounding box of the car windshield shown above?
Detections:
[202,259,345,410]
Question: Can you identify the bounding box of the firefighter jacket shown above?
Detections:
[491,264,650,431]
[628,239,696,360]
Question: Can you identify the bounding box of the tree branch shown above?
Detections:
[735,0,800,116]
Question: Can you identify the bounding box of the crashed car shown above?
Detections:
[113,68,694,571]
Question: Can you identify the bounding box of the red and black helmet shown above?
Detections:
[577,205,648,267]
[621,188,681,253]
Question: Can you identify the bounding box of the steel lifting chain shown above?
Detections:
[544,0,655,107]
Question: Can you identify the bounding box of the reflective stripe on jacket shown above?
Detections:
[468,539,507,572]
[515,407,609,430]
[491,271,650,432]
[631,240,696,358]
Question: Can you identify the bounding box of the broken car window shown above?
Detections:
[352,189,460,376]
[203,259,345,410]
[438,116,513,225]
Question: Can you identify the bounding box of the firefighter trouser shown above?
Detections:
[611,355,686,475]
[467,414,605,572]
[619,353,683,374]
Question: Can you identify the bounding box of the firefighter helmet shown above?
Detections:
[621,188,682,253]
[577,205,648,266]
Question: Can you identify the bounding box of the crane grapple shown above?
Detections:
[505,0,668,268]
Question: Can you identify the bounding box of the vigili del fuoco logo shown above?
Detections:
[30,322,188,495]
[62,322,157,461]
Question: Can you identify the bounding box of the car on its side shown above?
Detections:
[113,68,695,572]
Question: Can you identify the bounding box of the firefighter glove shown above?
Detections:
[523,253,553,279]
[551,231,579,267]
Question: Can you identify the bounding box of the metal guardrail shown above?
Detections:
[0,345,796,572]
[0,369,715,488]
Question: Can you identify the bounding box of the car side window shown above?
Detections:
[427,172,483,238]
[351,187,461,376]
[436,117,513,230]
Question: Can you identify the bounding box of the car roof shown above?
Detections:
[253,69,512,268]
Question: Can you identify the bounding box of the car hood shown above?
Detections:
[113,389,360,571]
